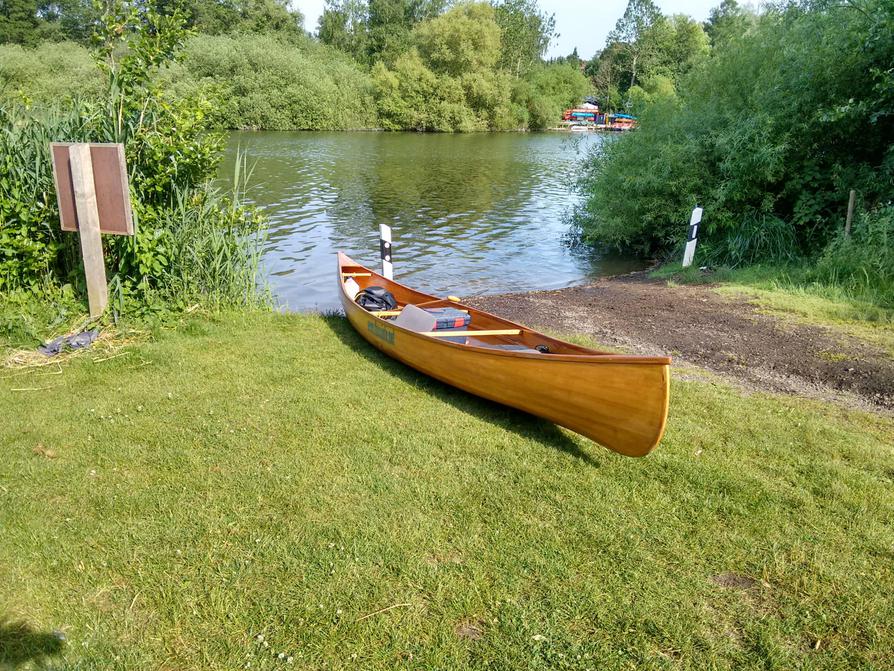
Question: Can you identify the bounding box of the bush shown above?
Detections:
[575,0,894,264]
[513,63,591,130]
[372,4,590,132]
[162,33,378,130]
[574,96,706,254]
[812,205,894,307]
[0,41,104,107]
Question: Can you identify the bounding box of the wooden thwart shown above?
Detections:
[342,272,372,277]
[421,329,521,337]
[374,308,469,317]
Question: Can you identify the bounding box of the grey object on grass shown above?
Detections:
[38,329,100,356]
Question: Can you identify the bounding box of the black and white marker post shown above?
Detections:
[379,223,394,280]
[682,206,703,268]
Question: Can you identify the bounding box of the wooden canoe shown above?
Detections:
[338,252,670,457]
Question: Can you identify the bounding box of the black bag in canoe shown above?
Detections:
[355,286,397,311]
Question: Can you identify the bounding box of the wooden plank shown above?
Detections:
[69,143,108,318]
[51,142,133,235]
[342,272,372,277]
[420,329,522,337]
[373,309,469,317]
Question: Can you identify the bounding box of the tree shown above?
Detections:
[416,2,501,76]
[703,0,749,47]
[606,0,662,89]
[188,0,304,39]
[494,0,556,78]
[585,42,629,110]
[637,14,708,83]
[367,0,444,64]
[0,0,40,44]
[318,0,368,61]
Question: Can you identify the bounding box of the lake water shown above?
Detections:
[222,131,644,311]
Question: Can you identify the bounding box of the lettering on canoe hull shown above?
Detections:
[367,320,395,345]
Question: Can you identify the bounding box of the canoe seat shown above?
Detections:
[392,304,438,331]
[394,305,467,343]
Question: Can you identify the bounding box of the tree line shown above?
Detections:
[1,0,771,131]
[1,0,592,131]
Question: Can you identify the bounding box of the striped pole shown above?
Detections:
[682,206,703,268]
[379,224,393,280]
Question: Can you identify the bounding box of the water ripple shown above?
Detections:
[221,131,646,311]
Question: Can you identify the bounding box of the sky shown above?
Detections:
[294,0,720,59]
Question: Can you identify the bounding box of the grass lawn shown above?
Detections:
[1,311,893,670]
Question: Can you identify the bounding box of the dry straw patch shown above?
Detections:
[2,327,147,375]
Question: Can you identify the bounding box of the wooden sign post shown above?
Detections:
[50,143,134,318]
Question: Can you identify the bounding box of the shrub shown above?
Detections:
[163,33,378,130]
[514,63,591,130]
[575,0,894,265]
[371,5,590,132]
[574,96,706,254]
[812,204,894,307]
[0,41,104,107]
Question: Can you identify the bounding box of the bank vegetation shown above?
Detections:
[574,0,894,308]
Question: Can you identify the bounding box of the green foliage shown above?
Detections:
[372,49,481,131]
[494,0,556,78]
[365,0,445,64]
[576,0,894,272]
[0,106,88,288]
[317,0,369,62]
[813,204,894,307]
[703,0,752,47]
[4,0,577,132]
[371,3,587,131]
[575,97,704,253]
[164,33,378,130]
[372,4,507,131]
[516,62,592,129]
[627,73,676,111]
[0,0,40,45]
[605,0,662,90]
[416,2,500,76]
[186,0,304,39]
[0,40,103,105]
[586,7,707,107]
[0,1,266,312]
[640,14,709,82]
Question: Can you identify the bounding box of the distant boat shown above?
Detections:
[338,252,671,457]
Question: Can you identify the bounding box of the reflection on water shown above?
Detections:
[221,131,645,311]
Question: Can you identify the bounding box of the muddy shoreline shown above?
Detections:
[467,274,894,413]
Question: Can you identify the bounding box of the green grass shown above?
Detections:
[2,311,893,670]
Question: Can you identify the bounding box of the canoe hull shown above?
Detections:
[338,254,670,456]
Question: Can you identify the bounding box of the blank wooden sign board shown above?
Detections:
[50,142,134,317]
